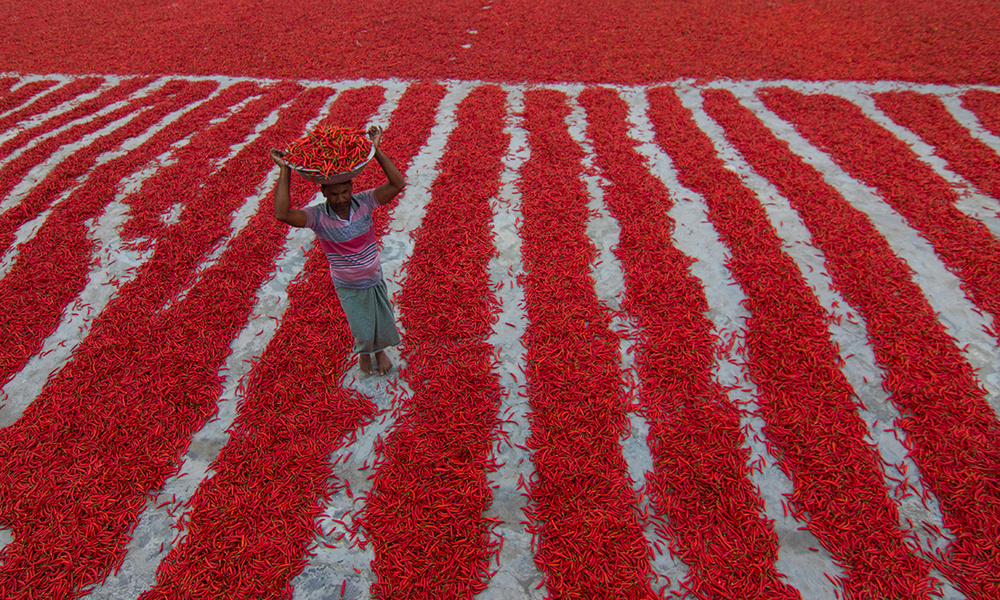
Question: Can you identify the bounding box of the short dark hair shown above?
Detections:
[320,180,353,192]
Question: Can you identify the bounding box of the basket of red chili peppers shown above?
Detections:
[282,126,376,184]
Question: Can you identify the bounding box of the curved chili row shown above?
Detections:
[705,87,1000,598]
[0,76,153,180]
[0,78,58,118]
[358,83,509,600]
[0,76,16,96]
[645,86,936,599]
[961,89,1000,138]
[873,90,1000,201]
[114,80,273,244]
[515,87,655,599]
[578,85,800,600]
[0,76,103,138]
[759,88,1000,342]
[0,79,220,387]
[0,76,164,256]
[0,83,328,599]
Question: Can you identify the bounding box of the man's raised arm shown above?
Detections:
[369,126,406,206]
[269,148,308,228]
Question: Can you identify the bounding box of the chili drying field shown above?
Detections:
[2,2,1000,598]
[1,72,999,600]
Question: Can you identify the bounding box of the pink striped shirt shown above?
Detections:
[302,189,382,289]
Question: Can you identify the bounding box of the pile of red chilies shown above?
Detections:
[283,125,373,176]
[7,0,1000,87]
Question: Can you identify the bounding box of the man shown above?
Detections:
[268,126,404,375]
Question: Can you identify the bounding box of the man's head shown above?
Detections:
[320,180,353,208]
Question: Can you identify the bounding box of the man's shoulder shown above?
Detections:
[304,202,333,217]
[352,188,378,209]
[300,202,330,229]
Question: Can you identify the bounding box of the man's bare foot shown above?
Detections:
[374,350,392,375]
[359,353,374,375]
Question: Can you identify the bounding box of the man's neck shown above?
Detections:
[330,202,351,220]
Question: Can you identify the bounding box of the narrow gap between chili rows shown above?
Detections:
[477,84,546,600]
[939,92,1000,157]
[574,85,692,597]
[562,90,652,528]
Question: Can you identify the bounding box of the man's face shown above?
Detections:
[321,181,352,208]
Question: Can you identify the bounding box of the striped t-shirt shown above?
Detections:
[302,189,382,289]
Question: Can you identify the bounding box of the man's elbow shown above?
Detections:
[390,179,406,198]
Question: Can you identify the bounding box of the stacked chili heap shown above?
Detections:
[283,125,373,177]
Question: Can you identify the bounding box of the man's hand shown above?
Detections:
[368,125,383,148]
[269,148,289,169]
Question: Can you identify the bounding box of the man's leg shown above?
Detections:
[336,286,377,374]
[370,280,400,376]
